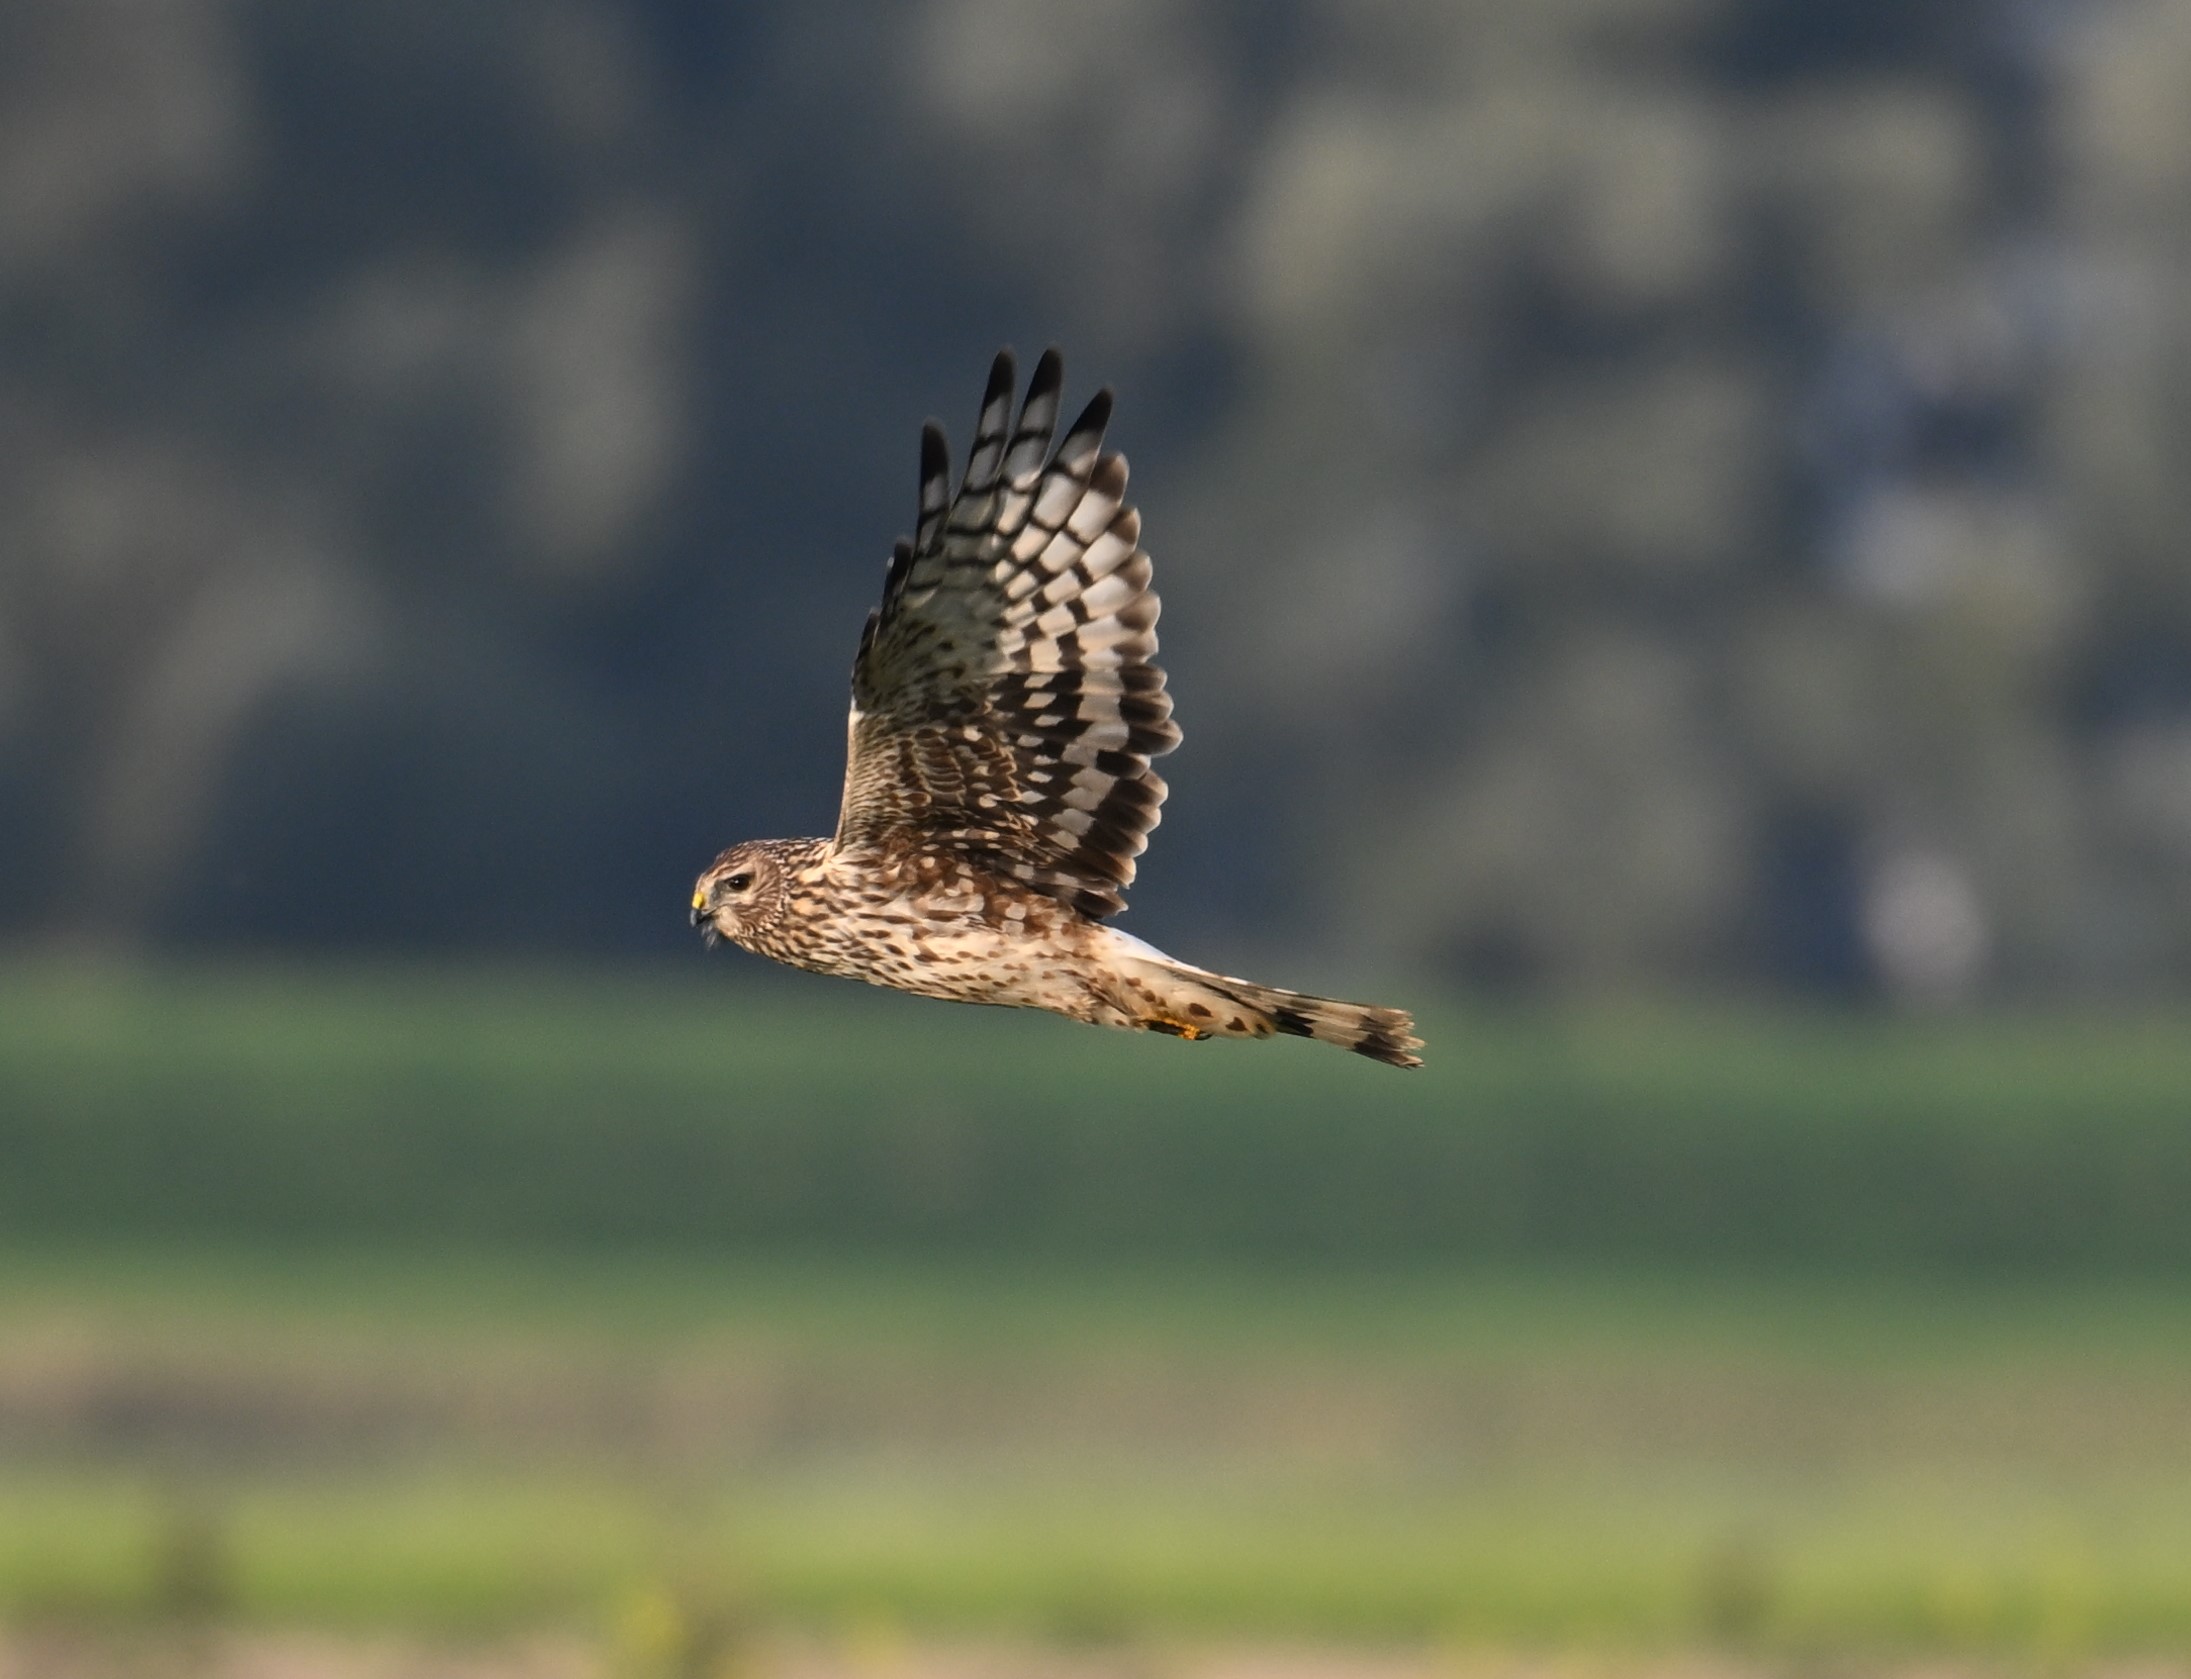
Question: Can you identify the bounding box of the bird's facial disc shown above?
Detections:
[692,856,764,943]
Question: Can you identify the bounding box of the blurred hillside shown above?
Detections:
[5,0,2191,1004]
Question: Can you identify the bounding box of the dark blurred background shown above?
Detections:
[8,5,2191,1673]
[10,0,2191,1005]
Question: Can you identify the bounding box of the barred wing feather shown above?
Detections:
[832,348,1180,918]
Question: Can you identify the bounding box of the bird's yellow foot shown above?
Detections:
[1141,1015,1211,1041]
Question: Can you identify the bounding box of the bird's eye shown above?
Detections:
[726,872,753,892]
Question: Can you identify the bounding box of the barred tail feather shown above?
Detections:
[1111,944,1422,1069]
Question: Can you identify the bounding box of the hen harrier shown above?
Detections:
[691,350,1420,1067]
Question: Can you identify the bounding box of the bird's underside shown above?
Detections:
[691,350,1421,1069]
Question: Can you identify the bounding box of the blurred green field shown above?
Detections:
[4,960,2190,1265]
[3,963,2191,1659]
[7,1248,2191,1654]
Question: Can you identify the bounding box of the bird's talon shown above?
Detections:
[1143,1016,1209,1040]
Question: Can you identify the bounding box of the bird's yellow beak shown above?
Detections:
[691,888,707,912]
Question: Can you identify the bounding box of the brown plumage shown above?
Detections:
[691,349,1421,1068]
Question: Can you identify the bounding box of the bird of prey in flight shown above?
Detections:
[691,350,1420,1067]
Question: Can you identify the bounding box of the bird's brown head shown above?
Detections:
[691,841,790,947]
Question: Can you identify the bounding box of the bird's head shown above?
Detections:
[691,841,789,947]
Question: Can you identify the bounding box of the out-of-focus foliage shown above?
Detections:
[4,0,2190,1003]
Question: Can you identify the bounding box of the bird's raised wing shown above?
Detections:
[831,349,1180,919]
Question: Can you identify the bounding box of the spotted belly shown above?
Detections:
[749,876,1116,1022]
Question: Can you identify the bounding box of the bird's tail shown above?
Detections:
[1110,943,1422,1068]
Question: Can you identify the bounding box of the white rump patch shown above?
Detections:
[1102,926,1175,966]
